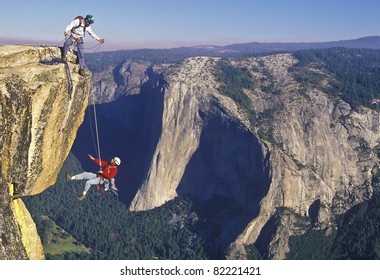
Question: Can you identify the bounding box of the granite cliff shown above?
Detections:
[91,60,151,104]
[111,53,379,259]
[0,45,91,259]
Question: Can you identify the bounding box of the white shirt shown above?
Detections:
[65,18,100,40]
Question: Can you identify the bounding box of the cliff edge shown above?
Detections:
[0,45,91,259]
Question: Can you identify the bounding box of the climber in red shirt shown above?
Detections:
[66,154,121,200]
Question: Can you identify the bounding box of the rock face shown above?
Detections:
[130,57,270,212]
[91,60,151,104]
[125,54,380,259]
[235,54,380,259]
[0,45,91,259]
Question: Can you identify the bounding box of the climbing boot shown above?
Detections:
[12,191,22,200]
[66,173,72,182]
[77,193,86,201]
[79,68,91,76]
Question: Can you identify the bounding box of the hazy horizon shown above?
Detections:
[1,35,379,52]
[2,0,380,51]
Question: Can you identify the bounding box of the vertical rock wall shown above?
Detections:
[0,45,91,259]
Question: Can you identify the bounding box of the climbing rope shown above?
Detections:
[87,80,103,171]
[92,101,102,169]
[84,42,103,51]
[58,36,104,168]
[88,105,98,158]
[36,38,104,165]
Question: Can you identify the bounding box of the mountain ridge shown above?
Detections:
[212,36,380,53]
[85,36,380,74]
[2,36,379,55]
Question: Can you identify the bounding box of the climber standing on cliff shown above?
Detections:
[62,15,105,76]
[66,154,120,200]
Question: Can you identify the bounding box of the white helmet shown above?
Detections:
[113,157,121,166]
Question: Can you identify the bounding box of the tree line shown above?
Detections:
[286,191,380,259]
[292,47,380,110]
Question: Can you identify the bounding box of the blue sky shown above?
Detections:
[1,0,379,50]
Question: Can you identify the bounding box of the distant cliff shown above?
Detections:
[0,45,91,259]
[91,60,151,104]
[117,53,380,259]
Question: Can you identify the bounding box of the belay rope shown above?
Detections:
[92,101,102,170]
[88,82,102,171]
[88,86,119,200]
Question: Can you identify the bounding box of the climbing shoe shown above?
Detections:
[66,173,72,182]
[79,68,91,76]
[77,193,86,201]
[62,55,68,63]
[12,192,22,200]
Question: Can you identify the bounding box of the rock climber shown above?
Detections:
[62,15,105,76]
[66,154,121,200]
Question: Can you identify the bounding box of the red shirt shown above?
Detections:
[93,158,117,179]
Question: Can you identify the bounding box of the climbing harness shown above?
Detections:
[96,178,119,199]
[71,16,87,37]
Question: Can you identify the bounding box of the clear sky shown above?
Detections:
[1,0,379,51]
